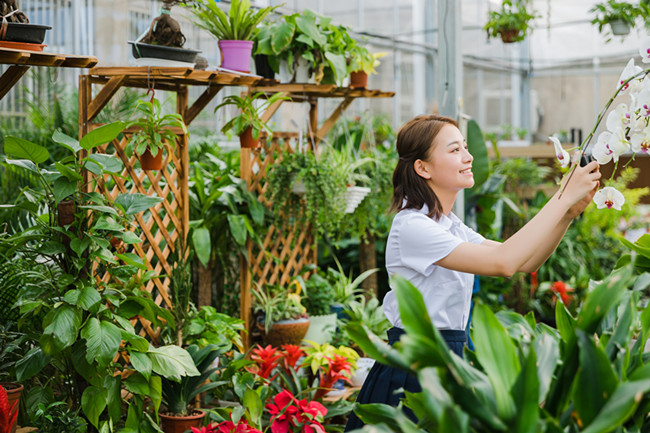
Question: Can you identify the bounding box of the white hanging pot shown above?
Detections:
[278,56,314,83]
[344,186,371,214]
[609,19,630,36]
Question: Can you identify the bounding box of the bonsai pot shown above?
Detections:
[257,317,310,347]
[139,148,163,171]
[239,126,259,149]
[159,409,206,433]
[129,41,201,64]
[1,382,24,433]
[1,23,51,44]
[498,28,522,43]
[349,71,368,89]
[609,19,630,36]
[218,40,254,73]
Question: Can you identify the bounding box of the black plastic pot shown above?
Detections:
[254,54,275,79]
[2,23,51,44]
[129,41,200,64]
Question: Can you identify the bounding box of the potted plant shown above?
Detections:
[330,141,374,214]
[302,272,338,344]
[483,0,538,43]
[183,0,276,73]
[126,97,188,170]
[347,44,386,89]
[252,280,310,347]
[590,0,642,39]
[255,9,352,84]
[130,0,201,64]
[160,344,221,433]
[265,147,348,236]
[0,0,51,51]
[215,91,290,148]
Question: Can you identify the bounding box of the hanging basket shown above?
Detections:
[344,186,371,214]
[609,19,630,36]
[498,28,522,43]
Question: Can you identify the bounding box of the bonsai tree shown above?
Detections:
[141,0,186,47]
[215,91,290,144]
[484,0,538,43]
[0,0,28,23]
[126,97,188,169]
[590,0,643,40]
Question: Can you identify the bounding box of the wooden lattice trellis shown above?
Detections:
[78,69,394,347]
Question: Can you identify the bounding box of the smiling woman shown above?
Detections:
[345,113,602,431]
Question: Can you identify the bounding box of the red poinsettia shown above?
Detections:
[266,389,327,433]
[550,281,574,305]
[249,345,283,379]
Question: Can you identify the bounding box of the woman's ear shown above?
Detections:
[413,159,431,179]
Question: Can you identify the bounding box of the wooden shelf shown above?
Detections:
[488,143,571,159]
[0,47,98,101]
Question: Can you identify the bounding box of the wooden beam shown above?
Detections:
[260,98,286,123]
[315,96,354,143]
[184,83,223,125]
[0,65,29,101]
[87,75,126,121]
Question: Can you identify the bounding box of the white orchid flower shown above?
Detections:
[592,129,630,164]
[593,187,625,210]
[618,59,643,94]
[549,136,570,168]
[634,88,650,119]
[606,103,632,132]
[630,126,650,153]
[639,36,650,63]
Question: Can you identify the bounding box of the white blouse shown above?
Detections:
[383,205,485,330]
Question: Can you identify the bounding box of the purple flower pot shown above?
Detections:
[218,40,254,73]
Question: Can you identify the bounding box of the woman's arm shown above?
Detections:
[436,161,601,277]
[480,183,598,273]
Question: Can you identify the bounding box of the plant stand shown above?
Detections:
[78,66,259,343]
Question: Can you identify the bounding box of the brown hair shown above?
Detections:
[390,114,458,220]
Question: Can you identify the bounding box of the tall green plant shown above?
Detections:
[183,0,276,41]
[347,269,650,433]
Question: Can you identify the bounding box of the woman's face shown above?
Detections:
[418,124,474,195]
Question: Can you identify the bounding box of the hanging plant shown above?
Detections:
[484,0,538,43]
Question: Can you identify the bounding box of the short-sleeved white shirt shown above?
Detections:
[383,204,485,330]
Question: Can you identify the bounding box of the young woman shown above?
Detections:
[345,114,600,431]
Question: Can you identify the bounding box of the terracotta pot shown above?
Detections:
[349,70,368,89]
[258,318,310,347]
[499,28,522,43]
[57,199,76,227]
[239,126,259,149]
[1,382,23,433]
[159,409,206,433]
[140,148,164,171]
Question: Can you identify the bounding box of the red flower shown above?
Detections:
[250,345,283,379]
[266,389,327,433]
[212,420,263,433]
[281,344,305,371]
[551,281,574,305]
[315,355,353,399]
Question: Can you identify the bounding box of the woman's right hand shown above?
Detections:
[560,160,601,206]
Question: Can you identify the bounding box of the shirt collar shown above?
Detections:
[417,204,461,230]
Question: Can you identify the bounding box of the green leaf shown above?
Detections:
[577,267,632,333]
[52,130,81,153]
[511,348,540,433]
[77,286,102,310]
[124,372,150,396]
[130,351,153,381]
[581,378,650,433]
[81,385,108,428]
[573,330,619,426]
[466,119,490,188]
[81,318,122,368]
[192,226,212,267]
[271,21,295,53]
[53,177,77,204]
[84,154,124,174]
[80,121,125,150]
[243,387,263,426]
[54,161,83,182]
[228,214,248,246]
[15,347,51,382]
[533,331,559,403]
[324,52,347,81]
[148,345,200,381]
[295,15,326,46]
[5,158,38,173]
[42,304,83,351]
[472,303,519,420]
[105,375,122,423]
[555,300,576,343]
[116,253,148,270]
[93,216,124,231]
[4,135,49,163]
[114,193,163,215]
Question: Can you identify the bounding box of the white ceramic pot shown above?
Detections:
[350,357,375,387]
[344,186,371,214]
